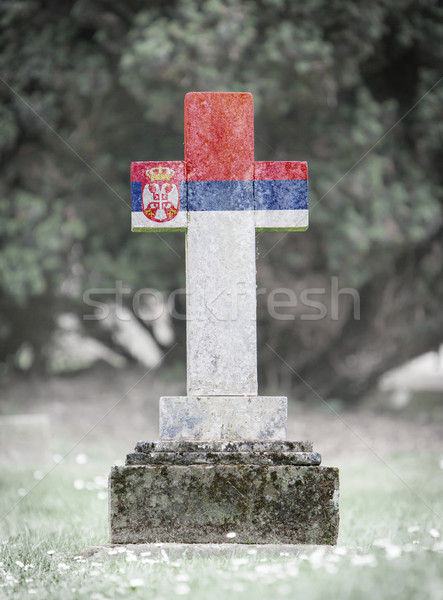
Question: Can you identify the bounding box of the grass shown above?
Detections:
[0,452,442,599]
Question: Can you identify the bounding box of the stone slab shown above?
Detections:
[160,396,287,440]
[109,464,339,545]
[135,440,313,453]
[126,451,321,466]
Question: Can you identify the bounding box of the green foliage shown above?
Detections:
[0,192,86,303]
[0,0,442,395]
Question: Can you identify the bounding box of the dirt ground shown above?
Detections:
[1,363,442,467]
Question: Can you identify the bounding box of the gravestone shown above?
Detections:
[109,92,339,544]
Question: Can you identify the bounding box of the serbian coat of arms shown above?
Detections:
[131,161,185,225]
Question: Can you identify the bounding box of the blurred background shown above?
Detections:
[1,0,443,446]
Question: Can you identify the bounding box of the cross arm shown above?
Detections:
[131,161,187,232]
[254,161,308,231]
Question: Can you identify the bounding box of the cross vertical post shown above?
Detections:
[185,93,257,396]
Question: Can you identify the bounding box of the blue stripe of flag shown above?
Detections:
[132,180,307,212]
[254,180,308,211]
[187,181,254,211]
[131,181,142,211]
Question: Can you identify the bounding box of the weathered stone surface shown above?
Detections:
[126,451,321,466]
[187,211,257,396]
[160,396,287,440]
[135,440,314,453]
[109,464,339,545]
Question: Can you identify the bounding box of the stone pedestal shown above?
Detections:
[160,396,287,440]
[109,441,339,545]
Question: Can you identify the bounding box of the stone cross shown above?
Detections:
[109,92,339,546]
[131,92,308,441]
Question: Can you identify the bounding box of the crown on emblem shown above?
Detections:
[146,164,175,181]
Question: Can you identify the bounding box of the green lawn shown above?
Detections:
[0,453,442,599]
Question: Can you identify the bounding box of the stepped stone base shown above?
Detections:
[109,441,339,545]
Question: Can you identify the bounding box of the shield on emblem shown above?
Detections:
[142,181,179,223]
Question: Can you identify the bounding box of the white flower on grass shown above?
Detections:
[117,547,127,553]
[170,560,182,567]
[308,547,326,568]
[28,589,37,595]
[47,550,55,556]
[129,578,145,588]
[175,583,191,595]
[75,453,88,465]
[351,554,377,567]
[125,554,137,562]
[17,489,26,497]
[141,558,158,564]
[57,562,70,571]
[140,551,151,557]
[407,525,419,533]
[333,546,348,556]
[231,557,248,566]
[33,471,44,481]
[325,563,338,575]
[161,549,170,562]
[429,529,440,539]
[226,532,236,539]
[108,549,118,555]
[94,476,107,488]
[52,454,63,464]
[326,554,340,563]
[73,480,84,491]
[232,583,245,592]
[97,492,107,501]
[286,563,299,578]
[15,561,24,568]
[385,545,402,560]
[176,574,190,582]
[373,538,391,548]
